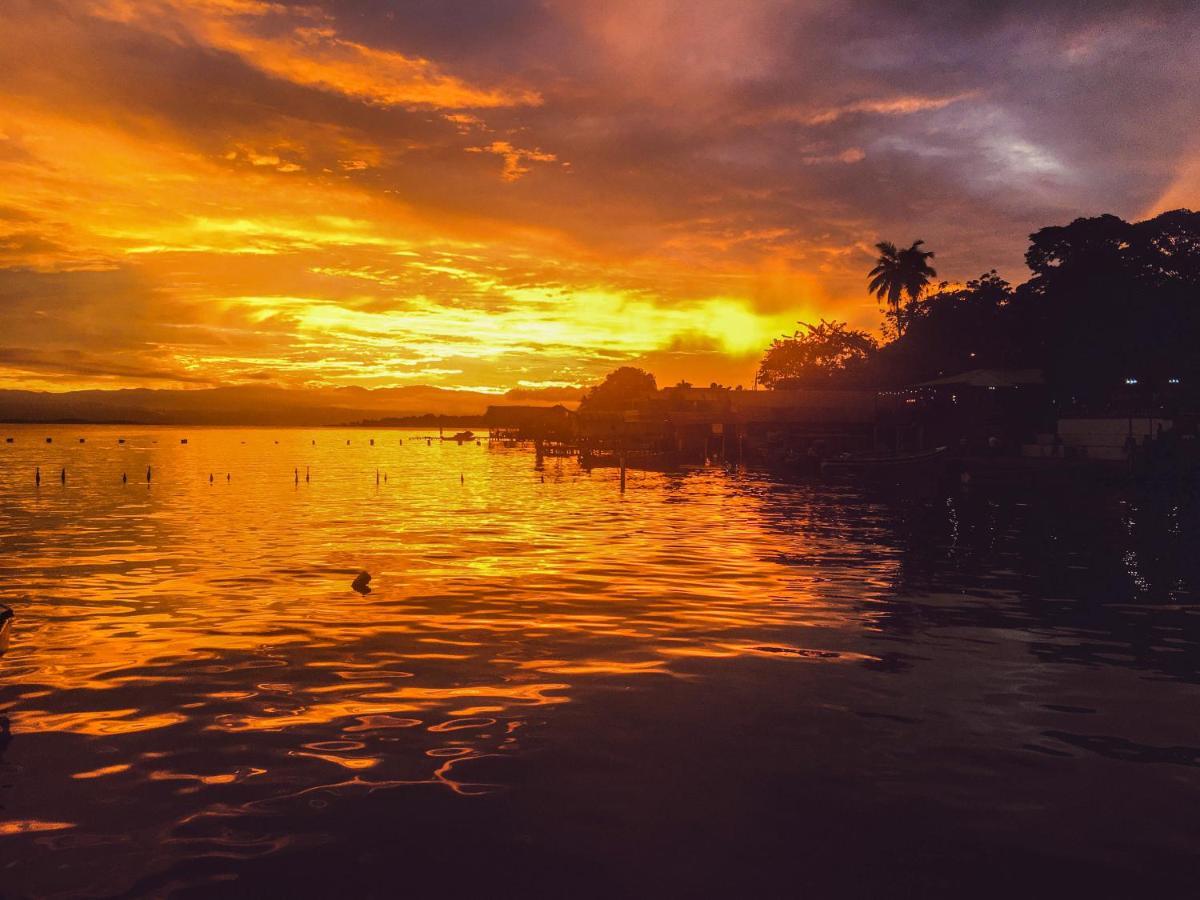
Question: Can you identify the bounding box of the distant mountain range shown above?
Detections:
[0,385,582,426]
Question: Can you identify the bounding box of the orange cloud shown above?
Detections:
[466,142,560,182]
[86,0,541,109]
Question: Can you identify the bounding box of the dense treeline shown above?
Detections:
[759,209,1200,402]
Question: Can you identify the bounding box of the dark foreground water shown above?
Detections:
[1,426,1198,898]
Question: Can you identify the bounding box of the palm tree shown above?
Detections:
[868,240,937,336]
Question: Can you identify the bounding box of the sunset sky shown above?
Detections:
[2,0,1198,394]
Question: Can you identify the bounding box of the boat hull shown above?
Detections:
[821,447,948,479]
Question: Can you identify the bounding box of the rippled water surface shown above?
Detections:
[2,425,1199,897]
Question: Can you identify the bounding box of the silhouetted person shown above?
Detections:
[0,604,12,657]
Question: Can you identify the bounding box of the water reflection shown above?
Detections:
[1,425,1199,896]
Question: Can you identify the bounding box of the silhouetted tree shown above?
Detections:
[1017,209,1200,401]
[758,320,876,388]
[755,209,1200,402]
[578,366,658,411]
[885,271,1022,378]
[868,240,937,336]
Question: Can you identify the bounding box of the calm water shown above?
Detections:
[1,425,1198,898]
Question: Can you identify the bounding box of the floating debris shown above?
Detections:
[753,646,841,660]
[351,571,372,595]
[181,438,188,445]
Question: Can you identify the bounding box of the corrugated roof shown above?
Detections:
[912,368,1044,389]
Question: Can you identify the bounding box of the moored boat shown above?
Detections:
[821,446,948,478]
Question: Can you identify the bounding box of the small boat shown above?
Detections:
[448,431,475,442]
[579,451,620,468]
[821,446,948,478]
[0,605,13,656]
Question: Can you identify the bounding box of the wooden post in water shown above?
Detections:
[122,472,127,484]
[60,467,66,484]
[147,466,152,484]
[209,473,213,484]
[619,454,627,493]
[35,466,40,486]
[294,467,299,485]
[306,465,310,482]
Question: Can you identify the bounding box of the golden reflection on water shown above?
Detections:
[0,424,909,871]
[5,426,1200,896]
